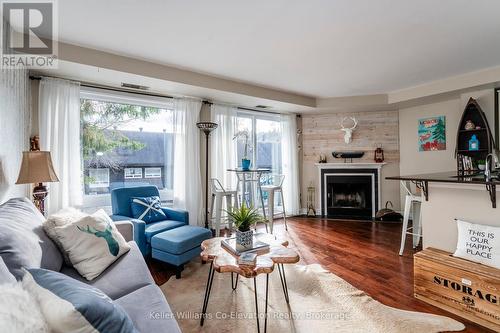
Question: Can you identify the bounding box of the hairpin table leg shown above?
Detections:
[277,263,290,303]
[200,262,215,326]
[253,274,269,333]
[231,272,239,290]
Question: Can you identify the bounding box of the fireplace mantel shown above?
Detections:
[316,163,386,219]
[315,162,386,170]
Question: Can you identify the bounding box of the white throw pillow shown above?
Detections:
[453,219,500,269]
[0,281,49,333]
[44,208,87,265]
[53,209,130,280]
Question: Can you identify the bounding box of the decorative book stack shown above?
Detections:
[238,252,257,266]
[221,236,269,256]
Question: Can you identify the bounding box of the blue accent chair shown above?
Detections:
[110,186,189,256]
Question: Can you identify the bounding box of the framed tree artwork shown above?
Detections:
[418,116,446,151]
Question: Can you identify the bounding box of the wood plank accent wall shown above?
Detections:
[302,111,399,163]
[300,110,401,211]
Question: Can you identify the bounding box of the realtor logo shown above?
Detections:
[1,0,58,68]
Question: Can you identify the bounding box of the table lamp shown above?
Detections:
[16,151,59,216]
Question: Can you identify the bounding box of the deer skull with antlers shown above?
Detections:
[340,117,358,144]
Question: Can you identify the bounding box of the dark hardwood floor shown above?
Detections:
[147,217,492,333]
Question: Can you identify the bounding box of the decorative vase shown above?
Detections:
[241,158,251,171]
[469,134,479,151]
[236,229,253,247]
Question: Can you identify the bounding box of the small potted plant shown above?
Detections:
[226,203,265,247]
[233,130,252,170]
[477,159,486,171]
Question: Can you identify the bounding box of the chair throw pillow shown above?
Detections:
[130,196,166,223]
[52,209,131,280]
[453,219,500,269]
[23,268,137,333]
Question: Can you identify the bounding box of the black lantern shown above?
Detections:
[374,144,384,163]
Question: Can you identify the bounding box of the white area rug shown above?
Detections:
[161,261,464,333]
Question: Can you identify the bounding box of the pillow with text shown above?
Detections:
[453,219,500,269]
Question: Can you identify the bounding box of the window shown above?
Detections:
[145,167,162,178]
[80,88,175,210]
[88,168,109,188]
[236,112,282,173]
[124,168,142,179]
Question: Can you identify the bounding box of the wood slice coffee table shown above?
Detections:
[199,233,300,333]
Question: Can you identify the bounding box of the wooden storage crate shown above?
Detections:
[414,248,500,331]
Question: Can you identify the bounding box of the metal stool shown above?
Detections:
[210,178,239,237]
[399,181,422,255]
[261,174,288,234]
[235,170,268,232]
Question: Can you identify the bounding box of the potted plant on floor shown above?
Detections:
[226,203,265,247]
[233,130,252,170]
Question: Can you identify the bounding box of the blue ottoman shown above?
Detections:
[151,225,212,278]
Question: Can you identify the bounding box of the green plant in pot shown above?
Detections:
[477,159,486,171]
[226,202,265,247]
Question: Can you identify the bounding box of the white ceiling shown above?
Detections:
[57,0,500,98]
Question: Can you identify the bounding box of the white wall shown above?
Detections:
[0,69,31,203]
[399,89,495,176]
[421,184,500,252]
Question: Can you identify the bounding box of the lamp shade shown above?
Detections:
[16,151,59,184]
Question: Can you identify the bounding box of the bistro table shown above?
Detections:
[227,168,271,219]
[199,233,300,333]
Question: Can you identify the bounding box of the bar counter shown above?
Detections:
[386,171,500,252]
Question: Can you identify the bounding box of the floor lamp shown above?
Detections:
[197,121,218,230]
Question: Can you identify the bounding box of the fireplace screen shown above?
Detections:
[332,190,366,208]
[326,174,373,219]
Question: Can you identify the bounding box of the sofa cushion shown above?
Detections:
[60,241,154,300]
[23,268,137,333]
[131,196,166,223]
[145,220,185,243]
[151,226,212,255]
[0,257,15,285]
[0,198,63,279]
[115,284,181,333]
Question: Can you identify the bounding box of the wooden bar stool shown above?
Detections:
[210,178,239,237]
[399,180,422,255]
[261,174,288,234]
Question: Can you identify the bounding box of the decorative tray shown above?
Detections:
[332,151,365,159]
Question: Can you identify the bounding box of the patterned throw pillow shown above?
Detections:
[130,196,166,223]
[44,208,88,265]
[52,210,131,280]
[23,268,137,333]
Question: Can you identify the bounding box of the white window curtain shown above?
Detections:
[38,77,82,214]
[210,104,238,190]
[281,114,300,216]
[172,98,203,226]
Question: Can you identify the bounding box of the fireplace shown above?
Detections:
[317,164,383,220]
[326,174,374,219]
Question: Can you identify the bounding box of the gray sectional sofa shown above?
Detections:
[0,197,181,333]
